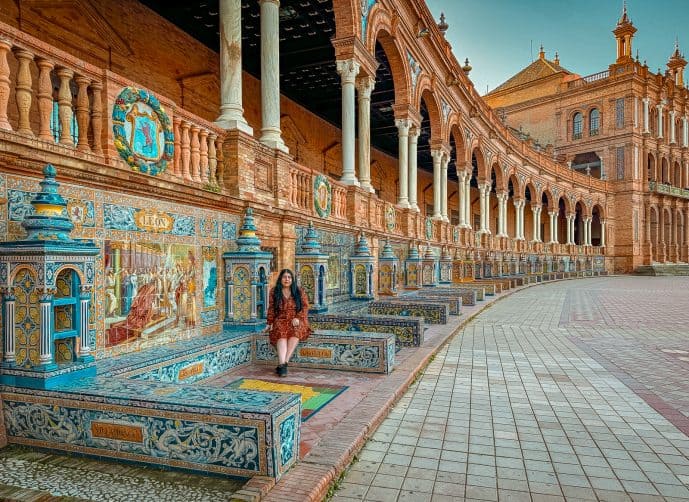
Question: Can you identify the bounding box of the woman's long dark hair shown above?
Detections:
[273,269,303,315]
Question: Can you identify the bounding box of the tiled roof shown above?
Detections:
[489,58,574,94]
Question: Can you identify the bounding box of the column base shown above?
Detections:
[260,136,289,153]
[215,116,254,136]
[442,216,449,223]
[432,214,443,221]
[397,200,410,209]
[339,174,360,187]
[410,204,420,212]
[359,181,375,193]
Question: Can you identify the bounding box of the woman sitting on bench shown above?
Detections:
[266,269,312,377]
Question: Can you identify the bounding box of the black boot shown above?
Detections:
[277,363,288,377]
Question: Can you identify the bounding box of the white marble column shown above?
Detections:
[395,119,411,208]
[408,127,420,211]
[586,217,593,246]
[337,59,361,185]
[657,104,664,138]
[464,176,472,228]
[683,116,689,147]
[642,97,650,133]
[566,215,575,244]
[356,76,374,192]
[549,211,557,243]
[670,111,677,144]
[3,290,15,363]
[496,192,507,237]
[458,170,467,227]
[259,0,288,152]
[531,205,540,242]
[601,220,607,247]
[516,200,525,240]
[431,149,443,219]
[39,292,52,365]
[79,288,91,357]
[484,185,492,234]
[441,152,449,222]
[216,0,253,134]
[478,183,488,233]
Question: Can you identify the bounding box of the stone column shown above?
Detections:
[216,0,253,134]
[464,176,472,229]
[515,200,525,240]
[458,170,467,227]
[408,127,420,211]
[670,111,677,144]
[587,217,593,246]
[549,211,557,243]
[642,97,650,133]
[395,119,411,208]
[251,284,257,320]
[0,39,12,131]
[260,0,287,152]
[683,116,689,148]
[356,76,374,192]
[337,59,360,184]
[431,149,443,219]
[79,287,91,357]
[496,192,507,237]
[14,48,34,136]
[601,219,606,247]
[478,183,488,233]
[531,205,540,242]
[441,152,449,222]
[483,184,492,234]
[39,291,53,365]
[36,58,55,141]
[657,104,664,138]
[3,289,15,363]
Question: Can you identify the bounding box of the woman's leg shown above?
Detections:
[285,336,300,363]
[276,338,288,365]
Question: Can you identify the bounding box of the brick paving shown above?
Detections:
[333,277,689,501]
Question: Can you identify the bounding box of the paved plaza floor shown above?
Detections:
[332,277,689,502]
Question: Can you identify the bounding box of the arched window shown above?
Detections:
[589,108,600,136]
[573,112,583,140]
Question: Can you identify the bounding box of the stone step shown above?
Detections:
[634,264,689,276]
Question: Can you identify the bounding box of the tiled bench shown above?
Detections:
[309,313,424,347]
[254,329,395,374]
[459,282,495,297]
[396,295,462,315]
[414,287,478,306]
[2,376,301,480]
[368,300,449,325]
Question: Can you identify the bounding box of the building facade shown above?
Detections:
[486,6,689,272]
[0,0,612,365]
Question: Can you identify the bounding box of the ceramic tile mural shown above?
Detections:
[308,313,424,347]
[0,172,239,358]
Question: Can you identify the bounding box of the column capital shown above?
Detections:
[409,126,420,140]
[355,75,375,96]
[336,59,361,85]
[395,118,411,134]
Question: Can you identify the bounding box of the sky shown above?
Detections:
[424,0,689,95]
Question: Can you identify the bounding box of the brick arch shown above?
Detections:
[449,122,467,167]
[418,87,443,146]
[592,202,606,220]
[541,188,556,211]
[490,163,504,191]
[471,145,487,182]
[558,195,573,215]
[369,23,411,108]
[507,173,521,199]
[574,199,589,218]
[647,152,657,181]
[524,180,540,203]
[661,157,670,184]
[332,0,358,39]
[9,265,37,286]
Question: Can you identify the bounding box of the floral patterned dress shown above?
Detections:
[267,287,311,346]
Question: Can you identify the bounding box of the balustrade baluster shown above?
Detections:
[13,48,34,136]
[35,58,53,141]
[0,39,11,130]
[208,133,217,187]
[190,125,201,182]
[56,67,74,145]
[172,117,181,177]
[90,80,103,155]
[74,75,90,152]
[215,136,224,186]
[181,121,191,181]
[199,129,209,184]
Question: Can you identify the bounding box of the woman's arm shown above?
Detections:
[297,287,310,323]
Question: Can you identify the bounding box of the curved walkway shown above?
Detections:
[333,277,689,501]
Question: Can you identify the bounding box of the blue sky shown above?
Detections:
[424,0,689,95]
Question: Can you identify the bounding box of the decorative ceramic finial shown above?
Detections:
[407,241,420,259]
[235,207,263,252]
[22,164,75,242]
[301,222,323,254]
[354,234,371,256]
[462,58,472,74]
[381,238,395,259]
